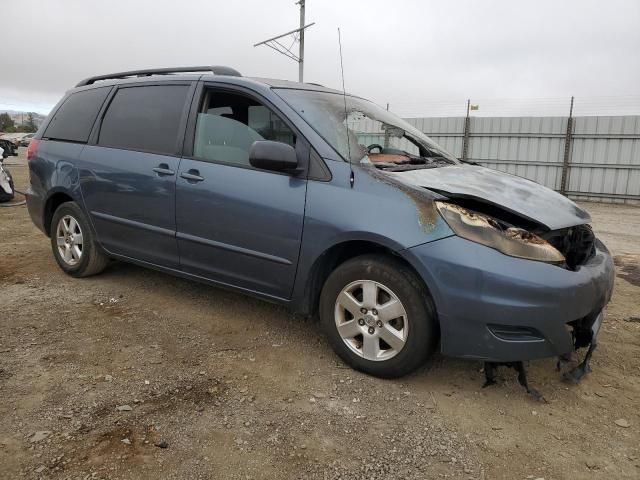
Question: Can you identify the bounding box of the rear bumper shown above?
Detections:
[25,186,46,234]
[404,236,614,362]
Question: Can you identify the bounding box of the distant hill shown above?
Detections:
[0,110,47,128]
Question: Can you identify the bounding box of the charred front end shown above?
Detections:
[543,224,596,271]
[401,190,614,392]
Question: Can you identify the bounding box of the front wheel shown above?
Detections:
[50,201,110,277]
[319,255,438,378]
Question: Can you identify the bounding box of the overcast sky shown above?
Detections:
[1,0,639,116]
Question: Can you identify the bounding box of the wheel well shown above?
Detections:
[304,240,422,318]
[43,192,73,236]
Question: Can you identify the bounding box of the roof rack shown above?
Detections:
[75,65,242,87]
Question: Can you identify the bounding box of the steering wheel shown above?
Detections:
[367,144,384,153]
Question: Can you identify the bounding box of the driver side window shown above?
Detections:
[193,90,296,167]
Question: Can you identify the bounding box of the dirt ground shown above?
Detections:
[1,150,639,480]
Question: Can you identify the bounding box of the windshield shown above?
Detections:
[275,89,459,170]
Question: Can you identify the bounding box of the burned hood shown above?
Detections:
[388,165,590,231]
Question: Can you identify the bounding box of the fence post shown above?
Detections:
[462,99,471,161]
[560,96,575,195]
[383,103,390,147]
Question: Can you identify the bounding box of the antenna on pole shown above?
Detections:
[254,1,314,82]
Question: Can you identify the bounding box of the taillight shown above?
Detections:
[27,139,40,161]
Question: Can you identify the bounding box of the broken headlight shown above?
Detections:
[435,202,565,263]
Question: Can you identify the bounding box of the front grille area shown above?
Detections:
[545,224,596,270]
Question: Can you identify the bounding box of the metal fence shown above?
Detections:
[357,115,640,204]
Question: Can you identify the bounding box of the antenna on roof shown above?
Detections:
[253,0,314,82]
[337,27,354,188]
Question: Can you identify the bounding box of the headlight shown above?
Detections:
[435,201,565,263]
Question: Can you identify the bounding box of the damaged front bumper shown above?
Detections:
[403,235,615,363]
[558,308,603,382]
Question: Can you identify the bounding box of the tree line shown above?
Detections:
[0,112,38,133]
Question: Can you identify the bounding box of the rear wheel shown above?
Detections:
[50,202,109,277]
[320,255,438,378]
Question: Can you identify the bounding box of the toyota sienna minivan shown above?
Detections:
[25,66,614,384]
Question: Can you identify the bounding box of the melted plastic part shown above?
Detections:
[436,202,565,263]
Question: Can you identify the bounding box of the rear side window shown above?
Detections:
[43,87,110,143]
[98,85,190,155]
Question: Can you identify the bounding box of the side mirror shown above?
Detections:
[249,140,299,173]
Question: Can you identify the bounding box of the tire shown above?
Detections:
[319,254,438,378]
[50,201,110,277]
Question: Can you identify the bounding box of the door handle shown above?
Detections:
[180,169,204,183]
[153,163,175,176]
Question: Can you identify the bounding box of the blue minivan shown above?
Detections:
[26,66,614,385]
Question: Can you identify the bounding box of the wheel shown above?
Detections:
[319,254,438,378]
[50,201,109,277]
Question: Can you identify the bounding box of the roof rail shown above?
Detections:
[75,66,242,87]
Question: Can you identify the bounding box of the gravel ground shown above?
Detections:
[1,149,639,479]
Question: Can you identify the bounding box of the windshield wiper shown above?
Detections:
[372,156,452,172]
[374,163,440,172]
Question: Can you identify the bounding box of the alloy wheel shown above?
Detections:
[56,215,83,266]
[334,280,408,361]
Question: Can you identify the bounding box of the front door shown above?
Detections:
[79,83,192,268]
[175,86,307,299]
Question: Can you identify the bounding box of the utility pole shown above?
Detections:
[560,96,575,196]
[298,0,305,82]
[383,104,391,147]
[254,1,314,83]
[462,99,471,161]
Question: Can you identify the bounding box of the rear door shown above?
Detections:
[79,82,193,268]
[175,83,308,299]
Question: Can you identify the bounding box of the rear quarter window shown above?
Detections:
[43,87,111,143]
[98,85,190,156]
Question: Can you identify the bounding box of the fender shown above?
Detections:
[37,156,85,235]
[289,231,447,315]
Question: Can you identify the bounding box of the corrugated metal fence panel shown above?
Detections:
[467,116,567,191]
[405,117,465,158]
[568,116,640,203]
[351,117,384,153]
[361,115,640,204]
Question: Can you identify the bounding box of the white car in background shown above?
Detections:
[0,146,15,202]
[20,133,36,146]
